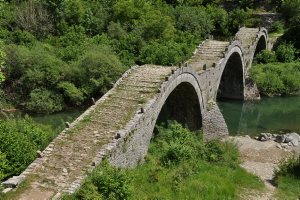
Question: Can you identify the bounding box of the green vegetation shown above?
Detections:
[274,155,300,199]
[252,41,300,96]
[0,116,53,181]
[63,121,263,200]
[251,62,300,96]
[0,0,274,114]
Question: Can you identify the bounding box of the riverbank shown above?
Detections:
[229,135,300,199]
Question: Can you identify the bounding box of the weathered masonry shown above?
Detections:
[2,27,268,199]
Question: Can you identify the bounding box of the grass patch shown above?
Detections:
[63,121,263,200]
[274,155,300,199]
[275,176,300,200]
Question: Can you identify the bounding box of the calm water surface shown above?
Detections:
[2,109,83,134]
[218,96,300,136]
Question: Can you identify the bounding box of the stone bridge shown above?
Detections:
[3,27,268,199]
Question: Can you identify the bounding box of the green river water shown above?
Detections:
[2,97,299,137]
[218,96,300,136]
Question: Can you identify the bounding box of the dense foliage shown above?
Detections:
[251,62,300,96]
[0,0,272,113]
[63,121,263,200]
[0,117,53,181]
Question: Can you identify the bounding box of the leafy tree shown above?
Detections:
[58,81,84,106]
[26,89,64,113]
[206,5,229,37]
[256,50,277,64]
[175,6,213,38]
[75,45,126,97]
[275,42,297,63]
[16,0,53,38]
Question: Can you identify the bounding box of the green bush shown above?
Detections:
[58,82,85,106]
[26,89,64,114]
[256,50,277,64]
[175,6,213,38]
[75,46,126,96]
[270,20,284,33]
[0,152,8,181]
[275,155,300,179]
[0,117,53,180]
[275,42,297,62]
[63,160,132,200]
[251,62,300,96]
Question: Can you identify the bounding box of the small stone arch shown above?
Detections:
[254,34,268,57]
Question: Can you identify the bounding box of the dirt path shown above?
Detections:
[229,136,300,200]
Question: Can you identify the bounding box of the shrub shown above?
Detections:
[175,6,213,38]
[251,62,300,96]
[75,46,126,97]
[58,82,85,106]
[270,20,284,33]
[0,152,8,181]
[26,89,64,114]
[90,161,132,200]
[161,142,194,165]
[275,42,297,62]
[256,50,277,64]
[275,155,300,179]
[0,117,53,180]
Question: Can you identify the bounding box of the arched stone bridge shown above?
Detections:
[3,27,268,199]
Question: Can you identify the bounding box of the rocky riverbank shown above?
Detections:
[227,134,300,200]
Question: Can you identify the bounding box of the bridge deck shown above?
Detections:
[14,65,175,199]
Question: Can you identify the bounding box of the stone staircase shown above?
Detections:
[11,65,176,199]
[235,27,260,48]
[188,40,230,73]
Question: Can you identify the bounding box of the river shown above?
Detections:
[1,96,300,137]
[218,96,300,136]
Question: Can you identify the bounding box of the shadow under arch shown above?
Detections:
[254,35,267,57]
[156,82,203,131]
[217,52,244,100]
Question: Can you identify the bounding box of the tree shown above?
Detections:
[16,0,53,38]
[0,40,5,85]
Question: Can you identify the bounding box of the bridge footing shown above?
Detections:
[244,77,260,101]
[202,103,229,140]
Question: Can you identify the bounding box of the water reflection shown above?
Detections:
[218,96,300,136]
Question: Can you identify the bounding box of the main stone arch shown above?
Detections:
[109,67,205,168]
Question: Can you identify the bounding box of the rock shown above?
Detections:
[259,133,273,141]
[276,144,282,149]
[276,135,286,143]
[93,130,99,134]
[2,188,12,194]
[37,150,43,158]
[2,176,25,188]
[244,135,251,139]
[62,168,68,173]
[291,139,299,146]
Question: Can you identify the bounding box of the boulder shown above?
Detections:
[2,176,25,188]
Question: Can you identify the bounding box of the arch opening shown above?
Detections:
[217,52,244,100]
[254,35,267,57]
[156,82,202,131]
